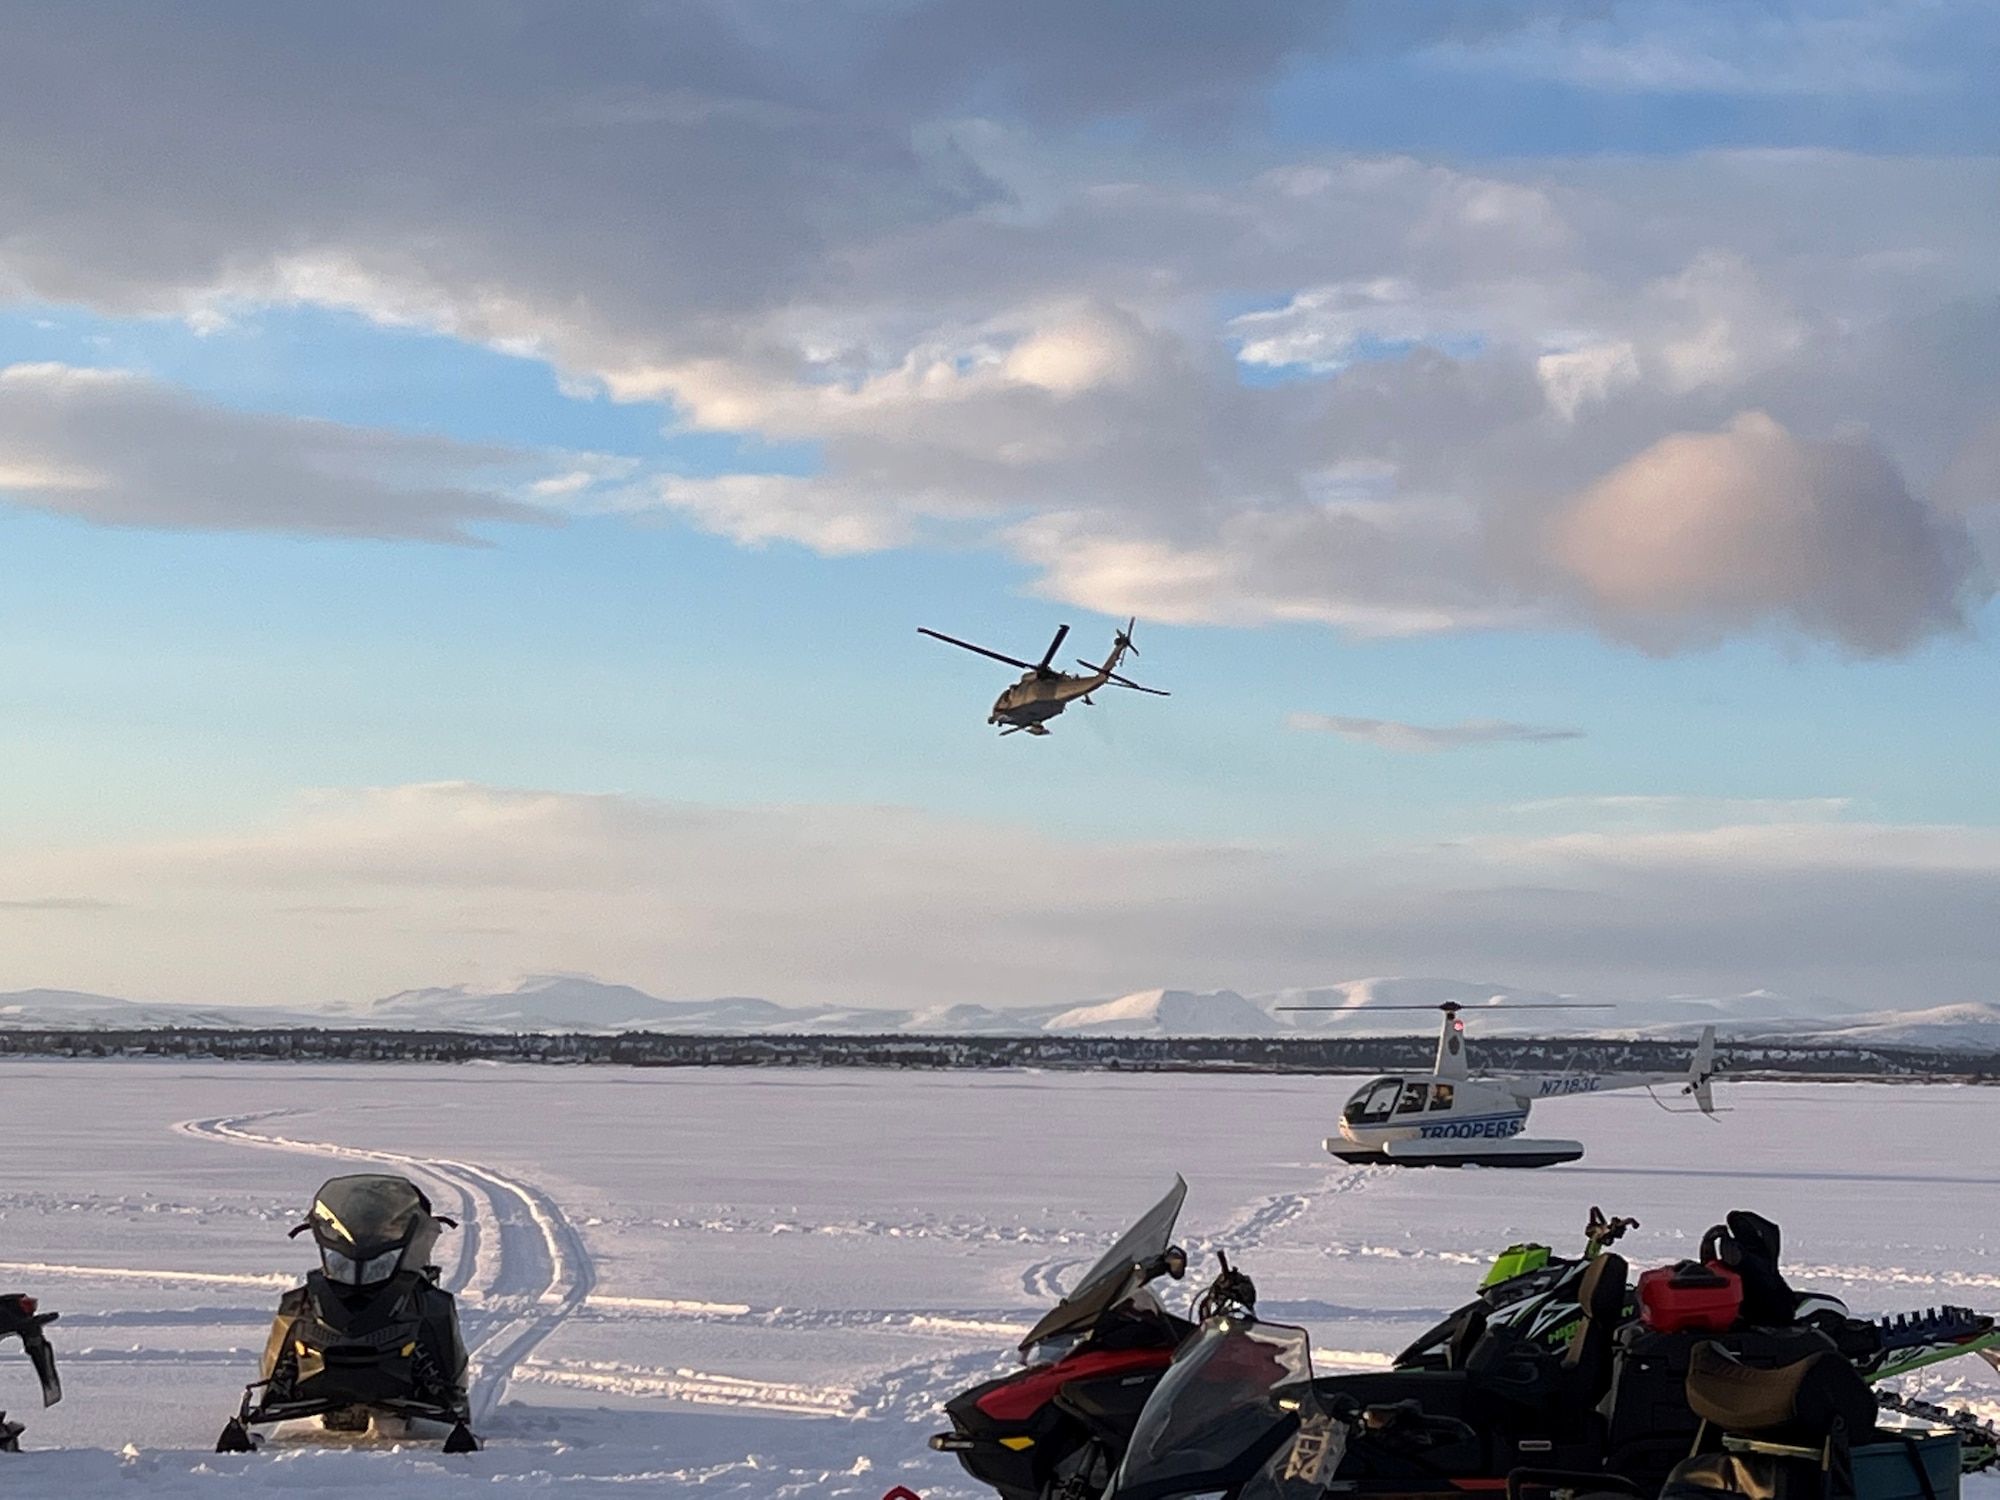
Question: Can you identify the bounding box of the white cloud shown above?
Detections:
[0,9,1994,648]
[1537,342,1641,421]
[1287,714,1584,751]
[1231,279,1487,372]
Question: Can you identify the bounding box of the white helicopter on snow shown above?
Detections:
[1278,1000,1719,1168]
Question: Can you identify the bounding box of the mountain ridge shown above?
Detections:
[4,972,1986,1049]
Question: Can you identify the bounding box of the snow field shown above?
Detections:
[1,1061,1997,1495]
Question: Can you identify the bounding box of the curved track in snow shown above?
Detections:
[176,1111,595,1423]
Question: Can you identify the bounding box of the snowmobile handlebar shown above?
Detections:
[1192,1250,1258,1323]
[1584,1206,1639,1256]
[289,1213,458,1238]
[0,1295,57,1336]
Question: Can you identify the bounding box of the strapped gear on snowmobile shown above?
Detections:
[0,1292,61,1454]
[217,1173,478,1455]
[1702,1212,1799,1329]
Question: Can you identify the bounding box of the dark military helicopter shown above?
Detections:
[919,618,1168,735]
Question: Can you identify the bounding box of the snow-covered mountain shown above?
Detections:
[0,973,1987,1050]
[1732,1002,2000,1051]
[1045,988,1277,1037]
[0,988,328,1029]
[327,976,800,1034]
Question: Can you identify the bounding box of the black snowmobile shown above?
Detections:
[1103,1207,1998,1500]
[930,1176,1204,1500]
[1,1291,61,1453]
[217,1173,478,1453]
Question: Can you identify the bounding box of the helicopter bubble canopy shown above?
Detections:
[1018,1175,1188,1352]
[298,1174,451,1288]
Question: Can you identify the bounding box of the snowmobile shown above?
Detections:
[1392,1204,1645,1370]
[1396,1207,2000,1473]
[0,1291,61,1453]
[930,1177,1206,1500]
[1104,1207,2000,1500]
[216,1173,478,1454]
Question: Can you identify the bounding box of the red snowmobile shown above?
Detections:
[931,1177,1209,1500]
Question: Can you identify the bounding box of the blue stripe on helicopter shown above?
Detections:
[1411,1114,1529,1140]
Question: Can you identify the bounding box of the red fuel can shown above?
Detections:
[1637,1260,1743,1333]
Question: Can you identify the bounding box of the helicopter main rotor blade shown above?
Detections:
[1076,662,1170,696]
[918,628,1042,673]
[1035,623,1072,672]
[1272,1004,1616,1016]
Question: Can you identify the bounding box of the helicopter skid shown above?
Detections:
[1327,1136,1585,1169]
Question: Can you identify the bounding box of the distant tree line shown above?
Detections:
[0,1027,1995,1079]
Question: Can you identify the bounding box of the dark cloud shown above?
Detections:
[1547,411,1981,655]
[0,364,543,540]
[865,0,1341,123]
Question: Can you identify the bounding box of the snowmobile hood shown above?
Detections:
[1019,1176,1187,1352]
[306,1175,435,1255]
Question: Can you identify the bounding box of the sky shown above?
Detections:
[0,0,1995,1013]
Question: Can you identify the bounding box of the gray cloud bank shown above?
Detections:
[0,4,1994,650]
[0,363,545,540]
[1,781,1994,1012]
[1288,714,1584,751]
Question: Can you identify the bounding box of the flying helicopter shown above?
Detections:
[918,618,1168,736]
[1273,1000,1720,1168]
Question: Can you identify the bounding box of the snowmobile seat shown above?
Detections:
[1562,1254,1630,1407]
[1448,1303,1490,1369]
[1684,1341,1877,1447]
[1659,1342,1951,1500]
[1602,1323,1838,1496]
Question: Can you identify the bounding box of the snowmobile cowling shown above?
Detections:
[294,1174,454,1286]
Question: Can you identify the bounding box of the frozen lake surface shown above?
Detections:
[2,1061,1997,1495]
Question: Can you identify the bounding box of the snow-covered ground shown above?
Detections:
[2,1062,1997,1495]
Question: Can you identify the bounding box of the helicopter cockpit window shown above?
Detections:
[1344,1078,1403,1124]
[1429,1083,1455,1111]
[1394,1083,1430,1116]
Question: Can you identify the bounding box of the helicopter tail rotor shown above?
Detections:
[1683,1024,1719,1116]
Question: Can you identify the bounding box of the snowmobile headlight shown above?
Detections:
[358,1248,403,1285]
[322,1246,363,1285]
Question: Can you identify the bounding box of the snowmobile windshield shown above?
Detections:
[1019,1175,1187,1352]
[1110,1315,1313,1500]
[309,1175,431,1284]
[321,1245,406,1286]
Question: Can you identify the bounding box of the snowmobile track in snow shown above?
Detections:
[177,1111,596,1424]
